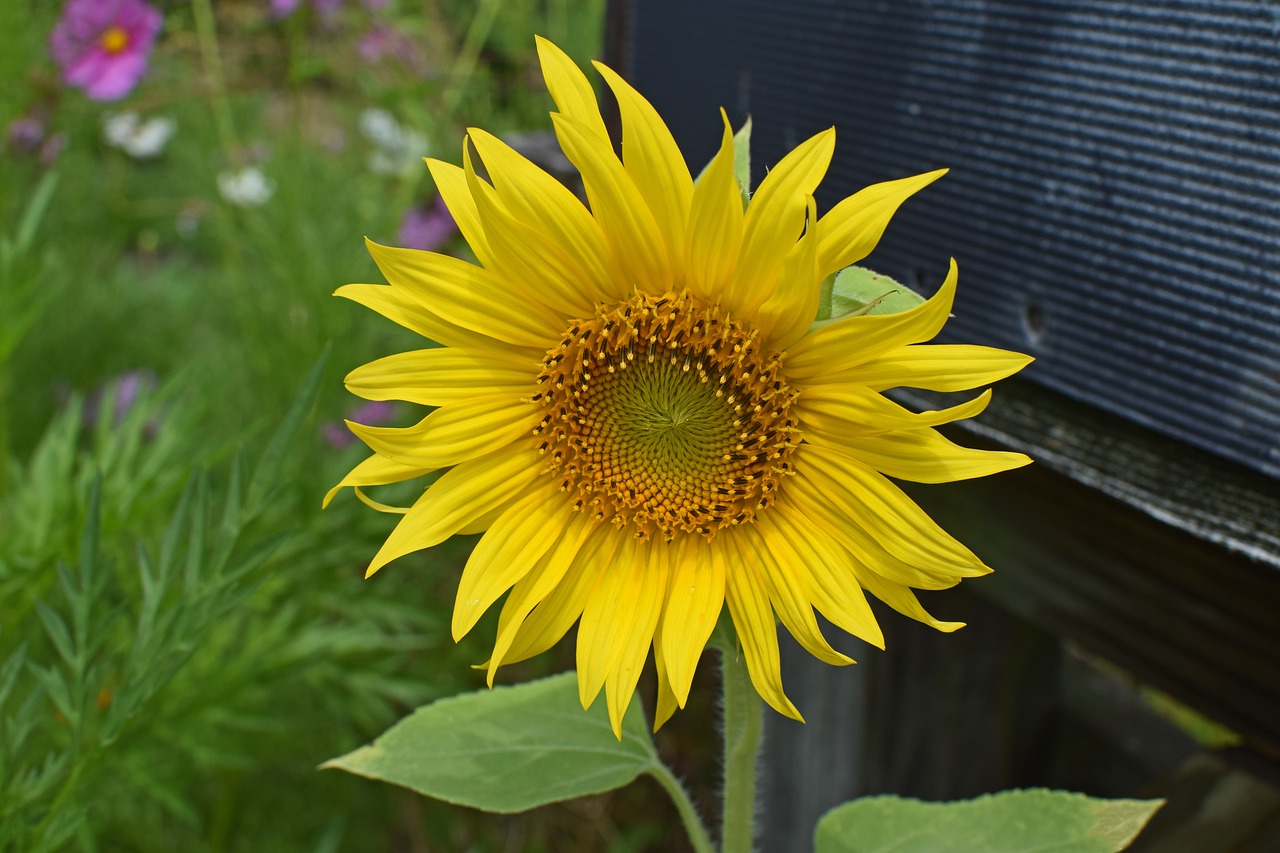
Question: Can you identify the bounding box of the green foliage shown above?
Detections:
[1,0,619,847]
[0,365,468,851]
[814,789,1163,853]
[325,672,660,813]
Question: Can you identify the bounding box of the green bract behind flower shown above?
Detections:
[328,36,1033,739]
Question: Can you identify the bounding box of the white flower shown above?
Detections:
[217,166,275,207]
[358,108,401,148]
[103,111,176,159]
[358,107,428,176]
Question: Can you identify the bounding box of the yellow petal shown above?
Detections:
[594,62,693,276]
[790,444,989,578]
[725,127,835,316]
[650,619,681,732]
[683,111,744,300]
[859,571,966,633]
[452,483,567,640]
[323,452,433,508]
[354,487,410,515]
[467,127,616,301]
[721,536,803,721]
[365,443,544,577]
[577,535,664,712]
[535,35,609,141]
[659,535,725,708]
[603,541,670,738]
[455,502,509,535]
[796,386,993,438]
[736,524,854,667]
[829,344,1034,392]
[365,240,564,348]
[765,503,885,649]
[836,427,1032,483]
[784,474,977,591]
[757,195,821,351]
[347,393,536,469]
[464,156,598,318]
[494,523,613,665]
[336,283,520,352]
[815,169,947,278]
[785,258,958,379]
[344,347,536,407]
[484,509,597,682]
[551,114,671,294]
[424,158,496,269]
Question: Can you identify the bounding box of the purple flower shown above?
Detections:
[6,117,45,153]
[312,0,343,20]
[357,22,422,70]
[85,370,158,429]
[40,132,69,166]
[49,0,163,101]
[269,0,302,18]
[324,400,397,449]
[270,0,342,22]
[397,197,457,252]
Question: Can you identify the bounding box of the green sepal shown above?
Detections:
[814,789,1164,853]
[732,115,752,206]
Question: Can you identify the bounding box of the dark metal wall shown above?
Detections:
[616,0,1280,480]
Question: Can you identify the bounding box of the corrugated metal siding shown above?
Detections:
[623,0,1280,479]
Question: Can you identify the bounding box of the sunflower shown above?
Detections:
[327,37,1032,738]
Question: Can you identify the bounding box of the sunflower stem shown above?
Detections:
[720,646,763,853]
[650,762,716,853]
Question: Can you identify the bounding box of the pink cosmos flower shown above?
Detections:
[49,0,163,101]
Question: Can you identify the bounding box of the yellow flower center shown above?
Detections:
[533,291,799,540]
[99,26,130,54]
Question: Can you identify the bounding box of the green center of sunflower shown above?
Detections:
[532,291,799,541]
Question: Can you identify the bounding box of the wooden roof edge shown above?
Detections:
[897,379,1280,571]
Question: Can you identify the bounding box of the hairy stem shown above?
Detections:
[720,646,762,853]
[649,762,716,853]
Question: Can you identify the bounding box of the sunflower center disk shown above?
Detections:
[532,291,800,540]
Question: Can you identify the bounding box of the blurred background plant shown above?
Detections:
[0,1,698,850]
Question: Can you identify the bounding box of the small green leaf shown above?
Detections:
[322,671,659,813]
[815,789,1163,853]
[0,644,27,709]
[813,266,926,328]
[34,602,74,667]
[14,170,59,256]
[245,349,328,511]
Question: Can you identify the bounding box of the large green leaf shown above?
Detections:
[815,789,1163,853]
[322,672,661,813]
